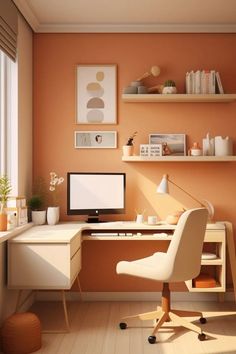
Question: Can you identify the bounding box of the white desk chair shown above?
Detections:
[116,208,208,344]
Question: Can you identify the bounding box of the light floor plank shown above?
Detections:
[29,301,236,354]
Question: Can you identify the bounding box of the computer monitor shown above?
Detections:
[67,172,126,222]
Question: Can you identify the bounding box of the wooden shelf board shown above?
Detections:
[122,155,236,162]
[122,93,236,103]
[201,259,223,265]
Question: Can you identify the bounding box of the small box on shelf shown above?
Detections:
[193,273,217,288]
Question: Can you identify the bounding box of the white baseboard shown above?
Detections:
[35,291,235,302]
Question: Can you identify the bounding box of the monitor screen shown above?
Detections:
[67,172,126,222]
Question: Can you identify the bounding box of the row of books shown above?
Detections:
[185,70,224,94]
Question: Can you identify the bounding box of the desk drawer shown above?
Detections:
[71,247,81,284]
[70,234,81,257]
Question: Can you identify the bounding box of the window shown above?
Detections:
[0,50,18,194]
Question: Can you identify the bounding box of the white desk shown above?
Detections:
[7,221,231,296]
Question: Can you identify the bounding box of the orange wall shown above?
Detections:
[34,33,236,291]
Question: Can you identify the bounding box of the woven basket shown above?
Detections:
[1,312,41,354]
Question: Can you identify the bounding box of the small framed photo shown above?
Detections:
[140,144,162,157]
[75,131,117,149]
[149,134,186,156]
[76,64,117,124]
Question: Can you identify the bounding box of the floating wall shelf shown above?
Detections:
[121,93,236,103]
[122,156,236,162]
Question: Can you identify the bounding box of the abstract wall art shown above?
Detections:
[76,65,117,124]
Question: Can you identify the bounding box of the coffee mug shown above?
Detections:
[148,216,157,225]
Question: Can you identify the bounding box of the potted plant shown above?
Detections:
[28,195,46,225]
[0,175,12,231]
[162,80,177,94]
[123,131,137,156]
[28,177,48,225]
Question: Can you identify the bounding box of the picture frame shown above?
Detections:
[75,131,117,149]
[149,134,186,156]
[140,144,162,157]
[76,64,117,124]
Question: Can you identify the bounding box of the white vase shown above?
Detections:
[47,207,60,225]
[32,210,46,225]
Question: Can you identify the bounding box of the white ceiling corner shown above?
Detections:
[13,0,236,33]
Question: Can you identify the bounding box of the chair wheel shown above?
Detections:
[119,322,127,330]
[148,335,156,344]
[200,317,207,324]
[198,333,206,341]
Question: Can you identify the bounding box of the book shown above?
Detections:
[216,72,224,93]
[209,70,216,94]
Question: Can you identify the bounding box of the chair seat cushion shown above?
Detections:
[116,252,173,282]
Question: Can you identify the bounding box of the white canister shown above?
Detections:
[214,136,233,156]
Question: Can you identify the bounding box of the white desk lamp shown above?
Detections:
[157,174,214,221]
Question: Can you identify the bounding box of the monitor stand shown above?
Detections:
[87,216,100,223]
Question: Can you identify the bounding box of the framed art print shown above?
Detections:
[149,134,186,156]
[76,64,117,124]
[75,131,117,149]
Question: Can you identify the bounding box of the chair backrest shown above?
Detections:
[166,208,208,282]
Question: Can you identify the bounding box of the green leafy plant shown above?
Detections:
[126,131,137,146]
[0,175,12,213]
[28,195,44,211]
[164,80,176,87]
[28,177,48,211]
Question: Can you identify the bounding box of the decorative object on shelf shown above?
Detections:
[214,136,233,156]
[193,273,217,288]
[136,65,161,82]
[140,144,162,157]
[190,142,202,156]
[201,252,217,260]
[76,64,117,124]
[75,131,117,149]
[162,80,177,94]
[149,134,186,156]
[156,174,214,221]
[47,172,64,225]
[0,175,12,231]
[6,196,28,228]
[202,133,215,156]
[123,66,160,95]
[123,131,137,156]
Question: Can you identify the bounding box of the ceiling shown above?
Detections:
[13,0,236,33]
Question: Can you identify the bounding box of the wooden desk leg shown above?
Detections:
[224,222,236,302]
[15,290,34,313]
[76,275,83,301]
[61,290,70,332]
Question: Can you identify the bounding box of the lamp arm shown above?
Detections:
[168,179,205,207]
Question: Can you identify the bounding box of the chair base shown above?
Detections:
[119,283,207,343]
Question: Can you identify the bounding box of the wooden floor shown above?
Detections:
[30,301,236,354]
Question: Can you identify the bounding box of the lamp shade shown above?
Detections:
[157,175,169,194]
